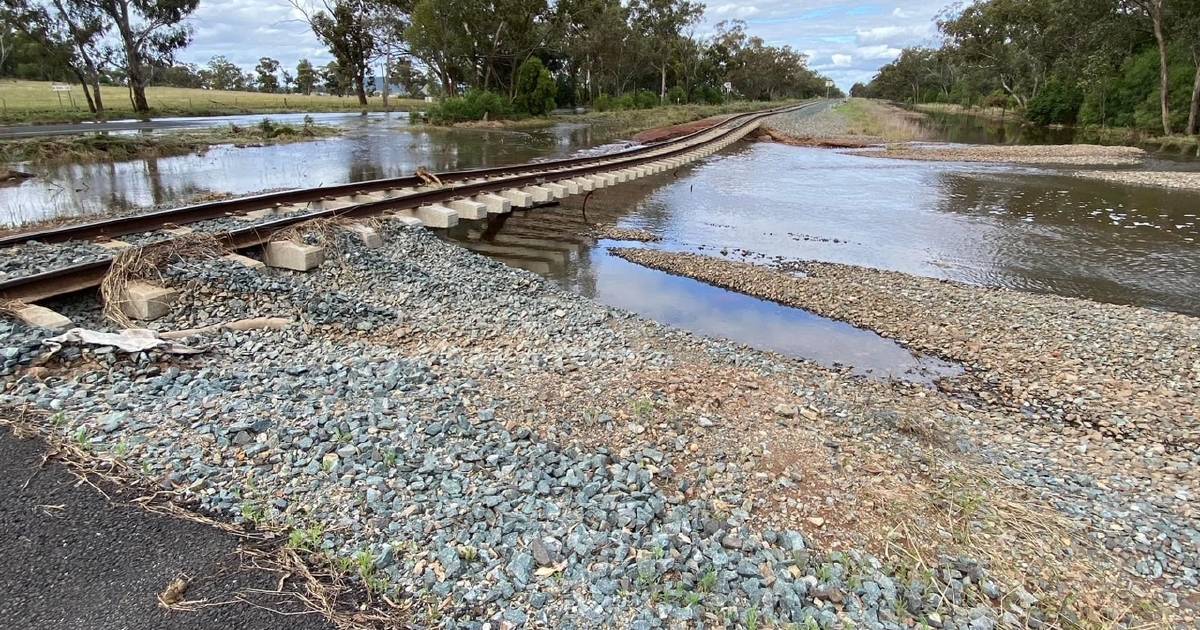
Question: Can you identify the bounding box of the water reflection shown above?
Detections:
[2,114,625,226]
[588,248,960,383]
[452,141,1200,318]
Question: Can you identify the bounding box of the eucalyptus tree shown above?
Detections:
[77,0,197,113]
[629,0,701,102]
[5,0,112,116]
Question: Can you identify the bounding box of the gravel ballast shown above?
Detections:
[1072,170,1200,192]
[864,144,1147,166]
[2,226,1195,627]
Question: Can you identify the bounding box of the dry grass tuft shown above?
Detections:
[0,298,27,317]
[100,233,225,327]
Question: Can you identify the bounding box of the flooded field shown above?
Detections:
[5,103,1200,377]
[447,142,1200,318]
[1,113,624,226]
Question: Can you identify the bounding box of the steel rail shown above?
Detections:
[1,101,812,303]
[0,101,811,248]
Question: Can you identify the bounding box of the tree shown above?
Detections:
[282,69,294,93]
[1123,0,1172,134]
[6,0,112,117]
[295,58,316,94]
[320,60,349,95]
[294,0,377,106]
[629,0,701,102]
[513,56,555,114]
[77,0,197,113]
[200,55,247,91]
[255,56,280,92]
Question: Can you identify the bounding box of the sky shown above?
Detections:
[179,1,949,91]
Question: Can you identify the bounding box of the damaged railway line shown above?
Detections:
[0,102,811,314]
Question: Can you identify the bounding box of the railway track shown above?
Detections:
[0,101,814,306]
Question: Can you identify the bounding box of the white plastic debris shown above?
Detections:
[44,328,205,355]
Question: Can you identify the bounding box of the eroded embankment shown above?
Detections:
[0,226,1194,627]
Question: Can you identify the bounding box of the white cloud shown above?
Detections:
[855,24,931,46]
[710,3,761,18]
[178,0,948,91]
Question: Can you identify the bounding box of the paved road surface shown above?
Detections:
[0,426,336,630]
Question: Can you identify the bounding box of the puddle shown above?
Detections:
[587,248,961,383]
[443,221,961,384]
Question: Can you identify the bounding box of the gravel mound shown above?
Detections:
[866,144,1146,166]
[2,226,1192,627]
[1073,170,1200,191]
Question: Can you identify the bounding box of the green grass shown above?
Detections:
[0,79,426,124]
[0,118,339,164]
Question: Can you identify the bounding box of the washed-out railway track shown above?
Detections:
[1,101,812,304]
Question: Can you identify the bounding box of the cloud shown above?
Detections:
[179,0,946,91]
[710,3,761,18]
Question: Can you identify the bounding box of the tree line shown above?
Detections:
[852,0,1200,136]
[1,0,838,120]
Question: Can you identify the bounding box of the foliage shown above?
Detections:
[295,58,316,95]
[1026,79,1084,125]
[512,57,556,115]
[255,57,281,93]
[426,89,513,123]
[860,0,1200,134]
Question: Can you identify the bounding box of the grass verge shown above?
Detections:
[0,118,340,164]
[835,98,926,141]
[0,79,425,125]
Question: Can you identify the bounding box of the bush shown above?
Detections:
[696,85,724,105]
[426,90,512,124]
[513,58,556,116]
[594,94,613,111]
[634,90,658,109]
[1026,80,1084,125]
[666,85,686,105]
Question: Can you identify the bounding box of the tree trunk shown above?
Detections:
[382,57,390,111]
[91,78,104,121]
[354,72,367,107]
[1150,2,1171,135]
[1188,51,1200,136]
[71,68,96,114]
[660,64,667,103]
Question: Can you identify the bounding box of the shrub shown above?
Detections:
[426,90,512,124]
[634,90,658,109]
[696,85,724,105]
[1026,80,1084,125]
[594,94,613,111]
[513,58,556,116]
[666,85,686,105]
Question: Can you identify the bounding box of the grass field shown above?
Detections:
[0,79,426,124]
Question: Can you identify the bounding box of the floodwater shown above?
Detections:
[445,141,1200,320]
[5,103,1200,379]
[1,112,627,226]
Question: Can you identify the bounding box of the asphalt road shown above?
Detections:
[0,426,336,630]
